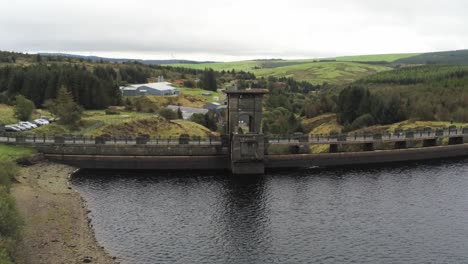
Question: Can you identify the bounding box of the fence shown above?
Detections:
[1,125,468,146]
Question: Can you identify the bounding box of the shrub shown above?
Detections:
[158,108,177,120]
[0,161,18,191]
[348,114,375,131]
[105,109,120,115]
[0,186,22,239]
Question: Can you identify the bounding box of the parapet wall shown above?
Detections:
[33,143,228,156]
[266,143,468,169]
[46,154,229,170]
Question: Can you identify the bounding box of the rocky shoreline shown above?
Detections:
[12,160,117,264]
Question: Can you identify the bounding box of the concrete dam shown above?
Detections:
[4,89,468,174]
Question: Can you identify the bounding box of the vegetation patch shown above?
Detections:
[90,116,215,138]
[302,113,337,134]
[0,145,36,161]
[309,118,343,135]
[0,158,23,264]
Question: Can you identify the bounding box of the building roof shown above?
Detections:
[203,102,222,110]
[120,82,176,91]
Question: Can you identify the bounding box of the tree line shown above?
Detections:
[0,64,123,109]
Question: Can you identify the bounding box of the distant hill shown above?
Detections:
[335,53,420,63]
[38,53,216,65]
[169,60,392,85]
[394,49,468,65]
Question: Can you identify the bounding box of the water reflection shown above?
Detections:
[218,176,272,263]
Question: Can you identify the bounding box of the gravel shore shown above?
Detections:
[12,161,117,264]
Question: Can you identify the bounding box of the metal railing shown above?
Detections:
[1,126,467,146]
[0,133,225,146]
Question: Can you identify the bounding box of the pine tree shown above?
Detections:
[49,87,82,126]
[14,95,35,121]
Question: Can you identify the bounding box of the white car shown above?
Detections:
[4,125,21,132]
[18,122,34,129]
[19,121,37,129]
[15,124,29,130]
[34,119,49,125]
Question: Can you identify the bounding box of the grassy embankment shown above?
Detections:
[0,145,35,264]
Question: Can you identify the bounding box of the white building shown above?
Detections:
[120,81,179,97]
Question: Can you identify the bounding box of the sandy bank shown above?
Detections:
[12,161,117,264]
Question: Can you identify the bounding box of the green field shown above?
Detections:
[169,60,392,85]
[335,53,420,62]
[169,61,263,72]
[177,87,222,102]
[255,62,391,85]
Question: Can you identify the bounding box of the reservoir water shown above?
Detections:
[72,159,468,264]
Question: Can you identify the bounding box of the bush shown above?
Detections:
[105,109,120,115]
[348,114,375,131]
[183,80,196,88]
[158,108,177,120]
[0,186,22,239]
[0,161,18,191]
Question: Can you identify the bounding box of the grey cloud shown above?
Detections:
[1,0,467,60]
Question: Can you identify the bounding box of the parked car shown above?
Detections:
[19,121,37,129]
[34,119,49,125]
[15,124,29,130]
[18,122,34,129]
[39,116,54,122]
[5,125,21,132]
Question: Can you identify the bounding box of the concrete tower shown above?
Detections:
[224,89,268,175]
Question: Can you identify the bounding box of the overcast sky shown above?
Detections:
[1,0,467,61]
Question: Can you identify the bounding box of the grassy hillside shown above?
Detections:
[0,105,216,137]
[335,53,420,62]
[168,61,262,72]
[302,113,337,133]
[170,59,391,85]
[91,117,215,138]
[255,62,391,85]
[394,49,468,65]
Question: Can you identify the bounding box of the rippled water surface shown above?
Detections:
[72,159,468,264]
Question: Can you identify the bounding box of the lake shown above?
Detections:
[72,159,468,264]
